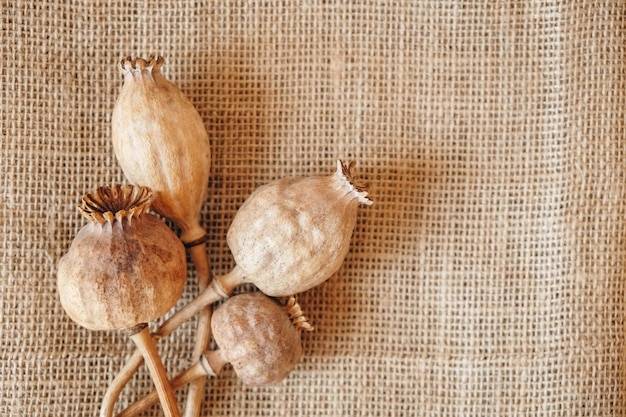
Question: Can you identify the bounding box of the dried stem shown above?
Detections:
[118,351,227,417]
[129,325,181,417]
[100,268,244,417]
[156,266,243,337]
[117,363,204,417]
[100,350,144,417]
[183,241,213,417]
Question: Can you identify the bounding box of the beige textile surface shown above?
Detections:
[2,1,626,416]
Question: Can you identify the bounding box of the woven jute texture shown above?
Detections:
[2,1,625,416]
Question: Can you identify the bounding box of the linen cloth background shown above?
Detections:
[2,1,625,416]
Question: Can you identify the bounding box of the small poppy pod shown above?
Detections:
[210,292,312,387]
[57,185,187,331]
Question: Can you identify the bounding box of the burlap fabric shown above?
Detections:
[2,1,625,416]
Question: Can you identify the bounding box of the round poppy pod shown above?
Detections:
[211,292,306,386]
[57,185,187,331]
[227,160,372,296]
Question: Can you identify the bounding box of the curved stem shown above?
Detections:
[100,268,244,417]
[118,350,227,417]
[129,325,181,417]
[100,350,144,417]
[183,242,213,417]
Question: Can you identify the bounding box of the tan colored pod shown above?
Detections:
[57,185,187,331]
[111,56,211,244]
[210,292,309,387]
[226,160,372,297]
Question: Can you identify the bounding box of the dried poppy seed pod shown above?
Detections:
[226,160,372,297]
[57,185,187,331]
[111,55,211,245]
[57,185,186,417]
[210,292,311,387]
